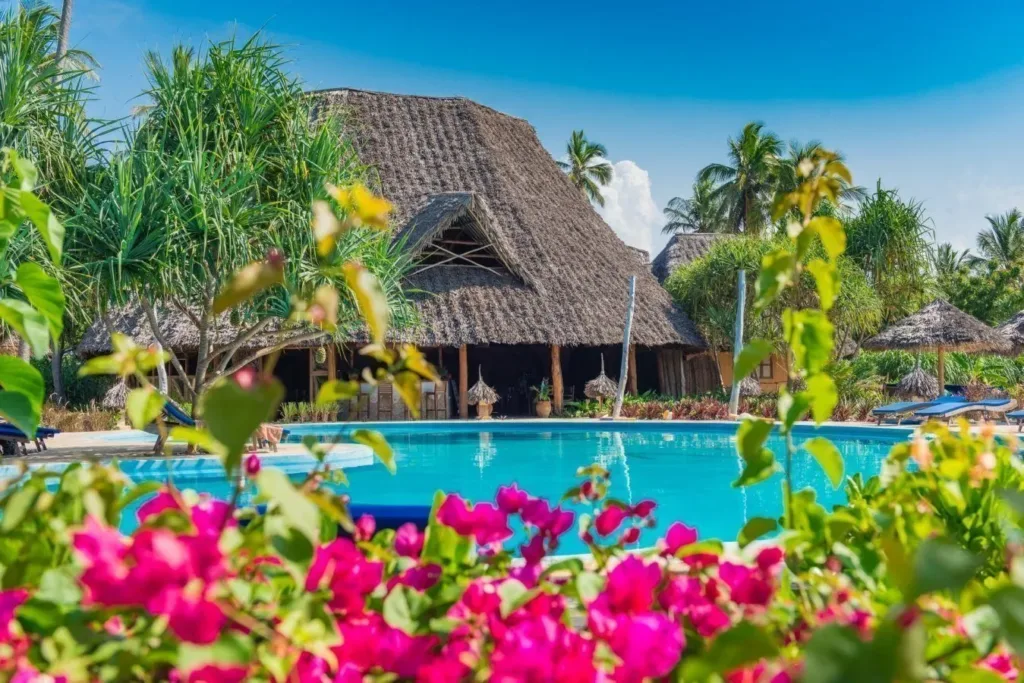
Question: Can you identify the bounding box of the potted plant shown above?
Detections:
[532,378,553,418]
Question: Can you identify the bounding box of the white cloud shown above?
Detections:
[594,160,662,256]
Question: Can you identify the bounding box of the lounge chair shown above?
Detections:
[0,423,60,457]
[1006,409,1024,432]
[154,400,289,453]
[913,398,1018,424]
[872,396,966,425]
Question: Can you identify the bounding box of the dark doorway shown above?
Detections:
[275,349,310,403]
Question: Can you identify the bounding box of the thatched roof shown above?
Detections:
[896,364,938,400]
[467,366,499,405]
[738,376,761,397]
[997,311,1024,355]
[584,355,619,399]
[314,88,704,349]
[863,299,1011,354]
[651,233,731,283]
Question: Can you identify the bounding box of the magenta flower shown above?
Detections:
[630,500,656,518]
[594,505,629,536]
[0,590,27,641]
[490,615,597,683]
[180,664,247,683]
[980,651,1019,681]
[389,564,442,592]
[620,527,640,545]
[496,483,529,514]
[437,494,512,545]
[354,514,376,542]
[521,534,546,565]
[606,612,684,681]
[306,538,384,615]
[662,521,698,555]
[153,587,226,644]
[394,522,424,557]
[602,556,661,614]
[137,490,181,524]
[244,453,261,477]
[719,562,773,606]
[755,546,785,571]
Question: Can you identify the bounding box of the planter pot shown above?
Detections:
[476,402,494,419]
[535,400,552,418]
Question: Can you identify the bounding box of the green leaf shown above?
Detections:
[733,418,778,488]
[704,621,779,674]
[498,579,536,618]
[0,299,49,358]
[125,387,165,430]
[737,517,778,548]
[11,152,37,191]
[351,429,395,474]
[257,468,321,544]
[801,624,865,683]
[733,339,773,385]
[576,571,604,603]
[911,538,981,599]
[755,249,796,309]
[950,668,1012,683]
[421,491,473,566]
[37,568,81,605]
[168,426,224,456]
[0,391,39,441]
[784,309,834,375]
[383,584,429,635]
[0,355,44,406]
[804,437,844,489]
[989,585,1024,658]
[2,485,39,531]
[201,376,284,472]
[316,379,358,406]
[778,389,811,429]
[806,258,839,311]
[803,373,838,424]
[212,261,285,314]
[998,488,1024,517]
[14,263,63,339]
[19,190,64,265]
[808,215,846,261]
[178,632,254,672]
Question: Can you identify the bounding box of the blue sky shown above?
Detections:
[41,0,1024,255]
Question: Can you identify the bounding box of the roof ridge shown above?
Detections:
[308,87,529,122]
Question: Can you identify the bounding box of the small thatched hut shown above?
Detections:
[997,311,1024,356]
[864,299,1011,390]
[896,363,939,400]
[81,89,706,417]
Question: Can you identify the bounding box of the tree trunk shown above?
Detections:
[51,338,65,404]
[551,344,563,415]
[18,340,30,362]
[57,0,73,62]
[728,270,746,416]
[612,276,637,419]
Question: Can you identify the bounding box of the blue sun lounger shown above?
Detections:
[1006,409,1024,432]
[154,400,289,452]
[0,423,61,456]
[872,396,965,425]
[914,398,1017,424]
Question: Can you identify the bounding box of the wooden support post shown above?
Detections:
[656,350,666,395]
[459,344,469,419]
[551,344,563,415]
[327,346,337,381]
[628,344,638,395]
[937,346,945,396]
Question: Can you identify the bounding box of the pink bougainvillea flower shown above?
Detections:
[190,498,234,537]
[620,527,640,545]
[980,651,1019,681]
[630,500,656,518]
[594,505,629,536]
[489,614,597,683]
[437,494,512,545]
[394,522,424,558]
[718,562,773,607]
[0,589,27,640]
[437,494,475,534]
[151,586,226,645]
[333,613,438,679]
[496,483,529,514]
[601,556,661,614]
[244,452,261,477]
[662,521,698,555]
[607,612,684,681]
[354,514,376,542]
[521,534,546,565]
[389,564,442,592]
[182,664,247,683]
[755,546,785,572]
[137,490,181,523]
[306,538,383,615]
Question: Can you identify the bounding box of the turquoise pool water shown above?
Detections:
[111,422,911,553]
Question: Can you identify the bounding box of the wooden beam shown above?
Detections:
[656,349,666,395]
[628,344,638,395]
[459,344,469,419]
[551,344,563,414]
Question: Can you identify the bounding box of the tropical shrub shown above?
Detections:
[33,353,114,407]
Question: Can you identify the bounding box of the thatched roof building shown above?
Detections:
[651,233,731,283]
[997,311,1024,355]
[316,88,704,349]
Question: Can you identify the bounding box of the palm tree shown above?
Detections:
[662,177,726,234]
[557,130,613,206]
[975,209,1024,267]
[698,122,782,237]
[777,140,867,214]
[56,0,72,62]
[932,242,970,278]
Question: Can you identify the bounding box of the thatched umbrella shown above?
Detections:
[738,376,761,397]
[467,366,498,418]
[997,311,1024,356]
[100,379,128,410]
[585,355,618,401]
[896,359,939,400]
[863,299,1011,391]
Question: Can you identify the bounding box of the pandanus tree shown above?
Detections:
[557,130,613,206]
[0,4,105,399]
[64,35,412,407]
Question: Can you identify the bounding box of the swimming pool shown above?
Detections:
[278,421,911,552]
[70,421,912,553]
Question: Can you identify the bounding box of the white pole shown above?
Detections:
[612,276,637,419]
[728,269,746,416]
